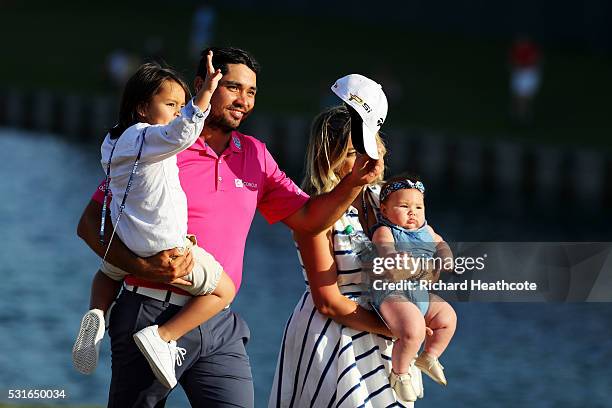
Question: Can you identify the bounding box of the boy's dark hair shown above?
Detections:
[110,62,191,139]
[196,47,260,80]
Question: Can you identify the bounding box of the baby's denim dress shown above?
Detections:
[370,218,436,316]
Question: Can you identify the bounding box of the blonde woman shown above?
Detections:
[269,75,424,407]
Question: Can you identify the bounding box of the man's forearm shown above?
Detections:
[285,153,383,234]
[78,199,194,284]
[293,177,362,234]
[77,200,144,275]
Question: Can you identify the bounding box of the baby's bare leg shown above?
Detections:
[423,294,457,358]
[157,271,235,342]
[379,299,425,374]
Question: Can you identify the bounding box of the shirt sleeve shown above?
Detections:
[258,146,309,224]
[91,179,111,204]
[139,100,210,163]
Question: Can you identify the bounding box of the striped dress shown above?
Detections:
[269,190,424,408]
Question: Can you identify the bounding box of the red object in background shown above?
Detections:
[510,39,541,68]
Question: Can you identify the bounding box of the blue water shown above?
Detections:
[0,129,611,407]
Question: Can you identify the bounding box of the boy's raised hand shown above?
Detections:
[203,50,222,93]
[193,50,222,112]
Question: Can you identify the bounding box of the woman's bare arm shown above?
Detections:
[294,229,391,336]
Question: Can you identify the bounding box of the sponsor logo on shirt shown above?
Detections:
[235,178,257,189]
[232,136,242,150]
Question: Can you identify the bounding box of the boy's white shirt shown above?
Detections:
[100,100,209,257]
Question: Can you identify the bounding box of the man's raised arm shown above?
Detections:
[77,199,193,284]
[283,154,383,234]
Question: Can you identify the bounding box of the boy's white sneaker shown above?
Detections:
[133,325,186,389]
[72,309,105,374]
[389,370,417,402]
[415,351,447,386]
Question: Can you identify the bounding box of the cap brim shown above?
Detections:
[347,104,378,160]
[361,122,379,160]
[347,104,365,153]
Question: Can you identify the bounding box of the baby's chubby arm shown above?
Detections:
[371,225,396,257]
[427,225,454,275]
[372,226,424,279]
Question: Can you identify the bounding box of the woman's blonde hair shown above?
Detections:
[301,105,386,196]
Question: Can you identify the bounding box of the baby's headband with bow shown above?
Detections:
[380,179,426,203]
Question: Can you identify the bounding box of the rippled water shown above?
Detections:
[0,128,610,407]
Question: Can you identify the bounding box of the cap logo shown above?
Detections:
[377,117,384,127]
[348,93,372,113]
[348,93,364,104]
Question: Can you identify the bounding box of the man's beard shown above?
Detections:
[206,110,249,133]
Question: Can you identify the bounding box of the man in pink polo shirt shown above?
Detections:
[77,47,382,408]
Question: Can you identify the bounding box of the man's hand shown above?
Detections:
[78,199,196,285]
[281,150,383,235]
[345,153,384,187]
[139,248,195,285]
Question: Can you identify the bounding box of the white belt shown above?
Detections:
[123,283,191,306]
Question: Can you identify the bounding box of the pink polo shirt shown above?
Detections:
[93,131,309,293]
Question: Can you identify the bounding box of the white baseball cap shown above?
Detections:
[331,74,388,159]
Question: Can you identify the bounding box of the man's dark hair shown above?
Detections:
[110,62,191,139]
[196,47,260,79]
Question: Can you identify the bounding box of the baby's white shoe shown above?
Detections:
[389,370,417,402]
[415,351,447,386]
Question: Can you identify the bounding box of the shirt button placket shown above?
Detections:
[216,157,223,190]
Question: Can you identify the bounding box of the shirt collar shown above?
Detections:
[190,137,208,152]
[229,132,243,153]
[189,132,244,156]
